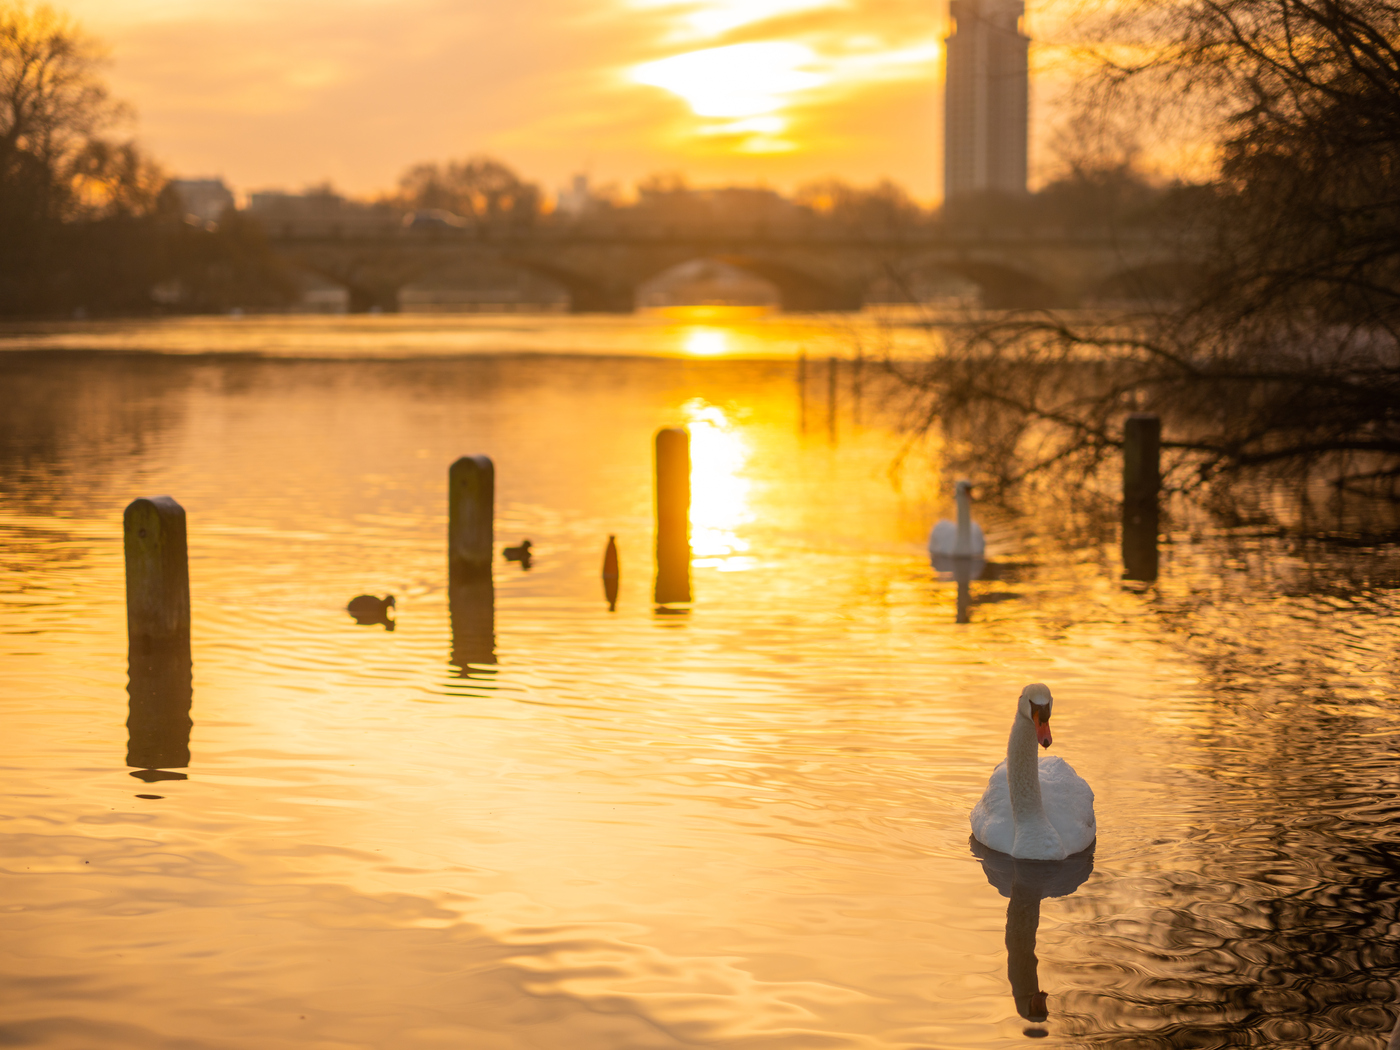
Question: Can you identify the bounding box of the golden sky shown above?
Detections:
[61,0,1092,204]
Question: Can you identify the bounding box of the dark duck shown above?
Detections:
[503,539,532,569]
[347,593,396,630]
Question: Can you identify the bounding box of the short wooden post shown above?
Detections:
[603,535,620,612]
[448,456,494,581]
[1122,413,1161,581]
[827,355,838,442]
[123,496,192,775]
[124,497,190,644]
[654,427,691,605]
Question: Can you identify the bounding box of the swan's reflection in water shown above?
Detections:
[448,576,496,676]
[126,637,192,782]
[932,554,984,624]
[971,837,1094,1035]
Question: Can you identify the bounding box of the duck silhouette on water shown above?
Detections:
[503,539,532,569]
[347,594,395,631]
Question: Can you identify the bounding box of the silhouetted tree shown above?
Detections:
[795,178,927,232]
[888,0,1400,520]
[394,157,541,228]
[0,4,294,315]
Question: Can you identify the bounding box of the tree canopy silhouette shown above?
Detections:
[393,157,541,228]
[890,0,1400,523]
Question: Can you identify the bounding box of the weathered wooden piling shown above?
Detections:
[448,455,494,580]
[124,497,191,644]
[654,427,691,605]
[827,355,838,442]
[1122,413,1161,581]
[123,496,192,774]
[603,535,620,612]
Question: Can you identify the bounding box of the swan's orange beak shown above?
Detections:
[1033,712,1052,748]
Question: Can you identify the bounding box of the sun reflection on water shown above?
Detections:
[683,398,754,568]
[683,328,730,356]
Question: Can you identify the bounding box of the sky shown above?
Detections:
[62,0,1080,204]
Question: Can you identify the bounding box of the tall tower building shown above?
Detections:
[943,0,1030,199]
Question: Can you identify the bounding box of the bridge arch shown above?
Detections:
[708,255,862,311]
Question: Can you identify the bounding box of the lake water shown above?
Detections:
[2,314,1398,1049]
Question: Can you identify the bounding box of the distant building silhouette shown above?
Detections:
[170,178,234,226]
[556,174,593,216]
[943,0,1029,199]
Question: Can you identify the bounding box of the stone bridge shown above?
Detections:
[267,225,1195,313]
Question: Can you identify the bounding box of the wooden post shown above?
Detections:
[603,535,620,612]
[1122,413,1161,581]
[123,496,192,776]
[124,497,190,644]
[654,427,691,605]
[827,355,838,442]
[448,455,494,580]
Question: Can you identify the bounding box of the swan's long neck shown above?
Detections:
[1006,714,1046,827]
[955,487,972,556]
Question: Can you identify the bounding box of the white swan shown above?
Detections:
[970,683,1096,861]
[929,479,986,561]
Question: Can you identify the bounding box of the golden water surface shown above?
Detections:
[1,315,1398,1049]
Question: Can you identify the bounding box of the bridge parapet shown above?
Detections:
[259,218,1197,313]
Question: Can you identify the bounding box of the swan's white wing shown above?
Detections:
[969,522,986,558]
[1038,755,1096,855]
[970,761,1016,854]
[929,520,957,558]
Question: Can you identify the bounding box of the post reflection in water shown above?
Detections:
[448,576,496,676]
[126,637,193,782]
[971,837,1094,1035]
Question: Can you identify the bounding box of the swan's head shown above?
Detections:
[1018,683,1053,748]
[955,479,973,498]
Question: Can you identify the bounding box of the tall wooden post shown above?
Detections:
[123,496,192,776]
[654,427,691,605]
[1122,413,1161,581]
[603,535,620,612]
[448,456,494,581]
[124,497,190,644]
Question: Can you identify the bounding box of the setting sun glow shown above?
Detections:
[632,43,823,119]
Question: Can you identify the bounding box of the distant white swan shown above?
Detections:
[929,479,986,561]
[971,684,1096,861]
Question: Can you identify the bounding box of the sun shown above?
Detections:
[630,42,824,146]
